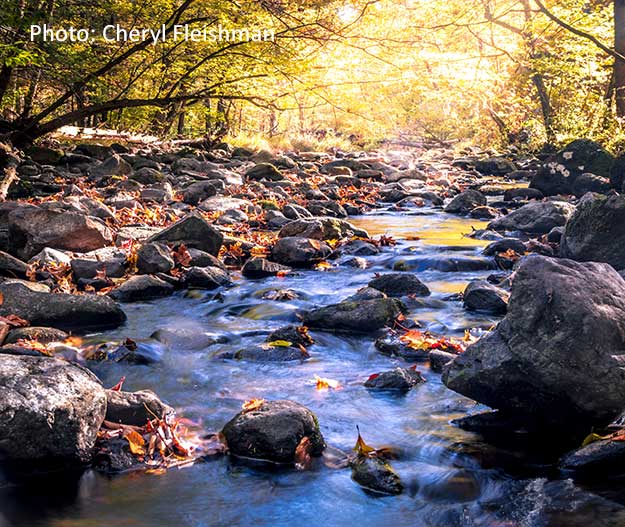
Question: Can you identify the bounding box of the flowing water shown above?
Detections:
[2,207,625,527]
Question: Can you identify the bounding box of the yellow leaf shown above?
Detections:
[125,430,146,456]
[266,340,292,347]
[353,426,375,456]
[581,432,608,447]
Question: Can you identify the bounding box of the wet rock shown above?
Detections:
[271,237,332,267]
[421,469,480,502]
[429,349,457,373]
[266,325,314,347]
[8,206,113,259]
[338,239,379,256]
[147,212,223,256]
[242,257,290,278]
[245,163,284,181]
[469,206,498,219]
[482,238,526,256]
[487,201,574,234]
[279,217,368,241]
[364,367,425,391]
[346,286,387,302]
[105,389,173,426]
[151,325,225,349]
[105,339,164,364]
[392,255,496,273]
[444,190,487,214]
[109,275,174,302]
[560,193,625,269]
[350,455,403,495]
[5,326,68,345]
[0,282,126,330]
[443,255,625,429]
[183,266,231,289]
[0,250,28,278]
[503,187,544,201]
[463,280,508,314]
[136,242,174,274]
[368,272,430,297]
[560,438,625,474]
[302,298,405,333]
[0,355,106,464]
[221,400,325,463]
[531,139,614,195]
[233,343,307,362]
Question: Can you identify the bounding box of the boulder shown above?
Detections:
[136,242,174,275]
[364,367,425,391]
[221,400,325,463]
[368,272,430,297]
[443,255,625,429]
[571,173,610,197]
[245,163,284,181]
[0,250,28,278]
[5,326,68,344]
[560,193,625,269]
[350,456,403,495]
[183,266,231,289]
[487,201,574,234]
[560,438,625,474]
[109,275,174,302]
[482,238,526,256]
[278,217,368,240]
[147,212,223,256]
[463,280,509,314]
[530,139,614,196]
[0,355,106,464]
[0,282,126,330]
[302,298,405,333]
[271,237,332,267]
[71,255,126,280]
[444,190,487,214]
[182,181,218,205]
[429,349,457,373]
[8,207,113,259]
[242,257,290,278]
[105,389,173,426]
[474,157,517,176]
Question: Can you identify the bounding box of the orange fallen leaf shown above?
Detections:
[314,375,341,390]
[294,436,313,470]
[109,376,126,392]
[242,398,265,412]
[353,426,375,456]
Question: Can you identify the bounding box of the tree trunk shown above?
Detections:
[615,0,625,117]
[531,73,555,144]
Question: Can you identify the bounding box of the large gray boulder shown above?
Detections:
[222,400,325,463]
[530,139,614,196]
[147,212,223,256]
[560,193,625,269]
[443,255,625,428]
[8,206,113,259]
[487,201,574,234]
[0,282,126,330]
[444,190,487,214]
[0,355,107,464]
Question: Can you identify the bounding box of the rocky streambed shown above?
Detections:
[2,139,625,525]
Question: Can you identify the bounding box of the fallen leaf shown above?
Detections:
[125,430,146,456]
[314,375,341,390]
[242,399,265,412]
[110,376,126,392]
[294,436,313,470]
[353,426,376,456]
[266,340,292,347]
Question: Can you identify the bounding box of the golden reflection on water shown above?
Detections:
[351,215,490,248]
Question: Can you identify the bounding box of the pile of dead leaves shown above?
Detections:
[96,413,227,475]
[398,328,477,355]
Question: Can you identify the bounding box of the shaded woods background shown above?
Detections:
[1,0,624,150]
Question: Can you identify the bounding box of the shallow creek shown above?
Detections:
[2,208,625,527]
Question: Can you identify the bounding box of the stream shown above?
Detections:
[2,207,625,527]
